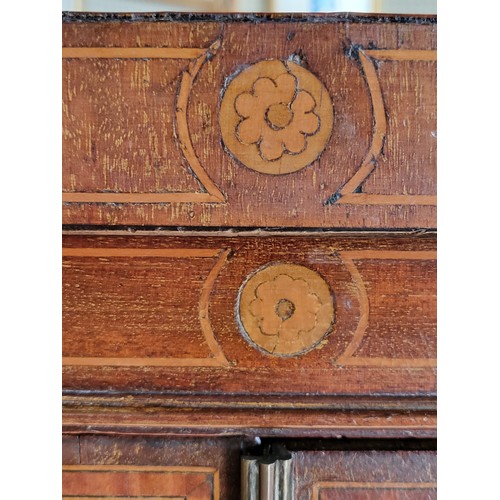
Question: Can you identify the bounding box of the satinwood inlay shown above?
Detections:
[237,263,335,356]
[220,59,333,175]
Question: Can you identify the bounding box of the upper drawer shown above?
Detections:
[63,13,436,228]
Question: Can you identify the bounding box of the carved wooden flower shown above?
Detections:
[234,72,320,161]
[249,274,322,340]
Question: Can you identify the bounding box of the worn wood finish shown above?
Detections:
[63,435,241,500]
[62,13,438,491]
[62,13,436,228]
[61,435,436,500]
[62,435,80,465]
[63,232,436,398]
[294,450,436,499]
[62,401,436,439]
[63,465,219,499]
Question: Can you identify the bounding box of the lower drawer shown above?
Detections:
[63,232,436,406]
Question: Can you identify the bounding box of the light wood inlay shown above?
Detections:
[329,48,437,207]
[220,59,333,175]
[62,192,224,203]
[343,250,437,261]
[63,17,437,227]
[312,481,437,500]
[62,39,225,205]
[62,47,206,59]
[62,465,220,500]
[175,38,225,202]
[337,250,436,367]
[63,247,230,367]
[237,263,335,356]
[328,49,386,204]
[364,49,437,61]
[62,248,221,258]
[337,194,437,205]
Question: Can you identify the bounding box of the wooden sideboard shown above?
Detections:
[62,12,437,499]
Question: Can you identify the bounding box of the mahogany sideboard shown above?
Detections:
[62,11,437,499]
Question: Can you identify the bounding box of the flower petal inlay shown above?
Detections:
[260,134,285,161]
[273,73,297,103]
[291,90,316,113]
[283,132,306,155]
[234,92,257,118]
[237,117,262,145]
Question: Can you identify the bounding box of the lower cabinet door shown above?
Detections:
[63,435,436,500]
[62,435,242,499]
[293,450,436,499]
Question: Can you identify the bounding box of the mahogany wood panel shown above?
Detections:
[293,450,436,499]
[63,465,218,499]
[63,435,241,499]
[62,232,436,402]
[62,13,436,229]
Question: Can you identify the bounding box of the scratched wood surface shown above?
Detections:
[62,13,436,228]
[61,435,435,499]
[62,400,436,439]
[294,450,436,499]
[63,392,437,440]
[62,435,239,499]
[62,232,436,401]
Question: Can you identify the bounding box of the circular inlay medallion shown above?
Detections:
[237,263,335,356]
[220,59,334,175]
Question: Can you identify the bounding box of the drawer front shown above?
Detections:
[63,233,436,404]
[63,13,436,229]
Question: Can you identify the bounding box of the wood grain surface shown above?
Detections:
[61,434,435,500]
[62,400,436,439]
[62,13,436,229]
[62,13,438,490]
[63,465,219,499]
[63,435,240,499]
[63,232,436,400]
[295,450,436,499]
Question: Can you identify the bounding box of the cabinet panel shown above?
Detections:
[63,233,436,399]
[63,435,241,500]
[62,13,436,229]
[61,13,438,496]
[294,450,436,499]
[61,436,436,500]
[63,465,218,499]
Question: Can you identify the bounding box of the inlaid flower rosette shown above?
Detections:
[237,263,335,356]
[220,59,334,175]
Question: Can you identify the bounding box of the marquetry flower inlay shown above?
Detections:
[235,73,320,161]
[237,263,335,357]
[249,274,321,337]
[220,59,333,175]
